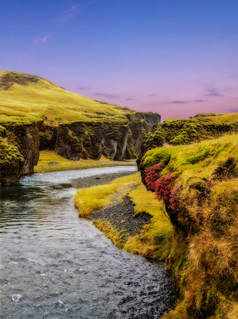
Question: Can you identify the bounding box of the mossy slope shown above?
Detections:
[140,134,238,318]
[141,113,238,154]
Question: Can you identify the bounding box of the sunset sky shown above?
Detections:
[1,0,238,120]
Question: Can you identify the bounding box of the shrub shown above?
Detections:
[155,173,176,202]
[144,163,165,191]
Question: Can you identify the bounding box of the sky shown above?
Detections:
[1,0,238,120]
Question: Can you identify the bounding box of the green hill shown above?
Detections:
[0,70,138,125]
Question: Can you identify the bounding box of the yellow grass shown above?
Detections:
[34,150,136,173]
[124,182,172,259]
[74,172,173,259]
[74,173,138,216]
[0,70,133,125]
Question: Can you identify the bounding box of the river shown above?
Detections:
[0,166,174,319]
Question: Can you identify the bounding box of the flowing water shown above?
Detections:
[0,166,174,319]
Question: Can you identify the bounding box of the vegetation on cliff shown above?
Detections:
[0,125,24,185]
[141,113,238,154]
[139,134,238,318]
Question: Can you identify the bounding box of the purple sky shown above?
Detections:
[1,0,238,120]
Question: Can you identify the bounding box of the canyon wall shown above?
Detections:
[0,112,160,185]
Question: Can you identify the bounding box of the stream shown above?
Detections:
[0,166,174,318]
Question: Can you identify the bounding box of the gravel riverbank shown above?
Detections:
[72,170,136,189]
[74,170,153,238]
[92,196,152,237]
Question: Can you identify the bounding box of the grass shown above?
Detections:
[0,70,135,125]
[0,137,24,169]
[74,173,139,217]
[34,150,136,173]
[74,172,173,260]
[124,181,173,259]
[142,113,238,152]
[140,133,238,318]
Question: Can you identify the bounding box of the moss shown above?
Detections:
[141,134,238,318]
[140,113,238,157]
[0,125,6,137]
[0,137,24,169]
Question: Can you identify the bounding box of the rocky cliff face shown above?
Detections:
[0,125,24,185]
[0,112,160,185]
[40,112,161,161]
[0,122,41,185]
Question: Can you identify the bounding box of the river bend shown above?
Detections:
[0,166,174,318]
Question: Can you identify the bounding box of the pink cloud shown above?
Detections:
[70,4,80,11]
[35,33,52,44]
[54,3,80,24]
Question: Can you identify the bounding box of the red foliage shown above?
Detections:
[144,164,165,191]
[155,172,175,201]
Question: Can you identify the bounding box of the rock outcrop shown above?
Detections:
[0,122,41,185]
[0,125,24,185]
[40,112,161,161]
[0,112,160,185]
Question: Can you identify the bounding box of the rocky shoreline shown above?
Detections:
[72,170,136,189]
[92,196,152,237]
[74,171,153,238]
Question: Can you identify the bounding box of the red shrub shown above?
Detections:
[145,163,165,191]
[155,173,176,201]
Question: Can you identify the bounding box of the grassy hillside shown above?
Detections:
[141,113,238,153]
[0,70,137,125]
[140,134,238,318]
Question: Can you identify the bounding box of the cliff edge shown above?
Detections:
[138,115,238,318]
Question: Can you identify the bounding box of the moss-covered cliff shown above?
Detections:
[139,133,238,318]
[40,112,159,161]
[0,125,24,185]
[141,113,238,155]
